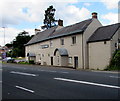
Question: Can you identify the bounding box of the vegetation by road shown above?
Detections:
[106,50,120,70]
[6,31,33,57]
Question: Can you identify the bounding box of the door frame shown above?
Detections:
[51,57,53,65]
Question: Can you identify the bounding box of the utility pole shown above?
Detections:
[2,27,5,46]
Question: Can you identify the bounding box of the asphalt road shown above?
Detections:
[2,63,120,100]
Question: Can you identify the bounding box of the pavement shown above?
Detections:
[2,63,120,100]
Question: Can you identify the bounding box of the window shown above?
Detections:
[41,44,49,49]
[68,57,72,64]
[50,41,53,47]
[57,56,59,65]
[39,54,41,60]
[118,39,120,43]
[72,36,76,44]
[104,41,107,44]
[60,38,64,45]
[115,43,117,47]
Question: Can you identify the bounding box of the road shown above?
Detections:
[2,63,120,99]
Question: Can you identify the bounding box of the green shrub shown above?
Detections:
[29,60,35,64]
[107,50,120,70]
[19,61,29,64]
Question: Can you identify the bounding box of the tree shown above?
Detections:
[41,5,57,29]
[5,43,12,48]
[6,31,33,57]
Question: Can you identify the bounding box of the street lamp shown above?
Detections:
[2,27,5,46]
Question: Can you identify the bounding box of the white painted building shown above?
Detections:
[25,13,120,70]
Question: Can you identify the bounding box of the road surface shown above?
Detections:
[2,63,120,99]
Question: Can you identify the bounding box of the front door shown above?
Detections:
[51,57,53,65]
[74,57,78,69]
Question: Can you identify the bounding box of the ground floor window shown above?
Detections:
[68,57,72,64]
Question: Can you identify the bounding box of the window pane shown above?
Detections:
[69,57,72,64]
[72,36,76,44]
[61,39,64,45]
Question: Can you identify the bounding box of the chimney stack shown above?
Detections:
[92,12,97,19]
[35,29,41,34]
[58,19,63,26]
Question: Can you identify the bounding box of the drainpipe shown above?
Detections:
[82,33,84,69]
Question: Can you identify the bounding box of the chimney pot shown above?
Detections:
[92,12,97,19]
[58,19,63,26]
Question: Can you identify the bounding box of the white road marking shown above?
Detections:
[10,71,38,77]
[39,70,56,73]
[109,76,120,78]
[0,69,2,71]
[54,78,120,89]
[39,69,69,74]
[15,86,34,93]
[59,72,69,74]
[0,81,2,83]
[48,70,57,73]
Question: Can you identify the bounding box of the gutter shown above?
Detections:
[82,33,84,69]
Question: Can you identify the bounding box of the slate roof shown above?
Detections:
[25,19,92,46]
[26,26,58,45]
[49,19,92,37]
[88,23,120,43]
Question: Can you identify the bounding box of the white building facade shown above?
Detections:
[25,13,120,70]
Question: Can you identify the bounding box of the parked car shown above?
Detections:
[2,57,15,63]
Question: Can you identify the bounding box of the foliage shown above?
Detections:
[41,5,57,29]
[6,31,33,57]
[6,51,12,57]
[29,60,35,64]
[106,50,120,70]
[18,61,30,64]
[5,43,12,48]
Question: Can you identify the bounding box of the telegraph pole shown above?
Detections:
[2,27,5,46]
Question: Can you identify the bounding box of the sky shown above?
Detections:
[0,0,120,46]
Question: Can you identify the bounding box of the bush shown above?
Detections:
[29,60,35,64]
[18,61,30,64]
[107,50,120,70]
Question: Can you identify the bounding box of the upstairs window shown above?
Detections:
[50,41,53,47]
[72,36,76,44]
[60,38,64,45]
[104,41,107,44]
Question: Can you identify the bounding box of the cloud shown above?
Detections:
[2,0,119,45]
[84,3,91,6]
[101,0,119,9]
[0,27,35,46]
[56,5,90,25]
[101,13,119,25]
[1,0,91,26]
